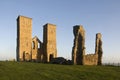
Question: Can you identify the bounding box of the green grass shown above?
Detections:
[0,62,120,80]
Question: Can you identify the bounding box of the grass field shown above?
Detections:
[0,62,120,80]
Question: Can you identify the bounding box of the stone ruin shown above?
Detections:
[16,15,57,62]
[72,25,103,65]
[16,15,103,65]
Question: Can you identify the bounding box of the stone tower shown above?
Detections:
[43,23,57,62]
[16,16,32,61]
[72,25,85,65]
[95,33,103,65]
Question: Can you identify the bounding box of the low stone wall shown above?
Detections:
[84,54,98,65]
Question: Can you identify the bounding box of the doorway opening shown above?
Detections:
[49,54,53,61]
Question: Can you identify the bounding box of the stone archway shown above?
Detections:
[25,53,30,61]
[23,51,31,61]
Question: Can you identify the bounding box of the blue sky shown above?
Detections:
[0,0,120,63]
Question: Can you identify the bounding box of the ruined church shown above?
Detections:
[16,16,57,62]
[16,15,103,65]
[72,25,103,65]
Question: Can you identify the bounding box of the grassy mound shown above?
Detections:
[0,61,119,80]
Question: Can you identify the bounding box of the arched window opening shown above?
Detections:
[38,42,40,48]
[32,41,35,49]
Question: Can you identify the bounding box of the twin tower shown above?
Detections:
[17,15,103,65]
[16,16,57,62]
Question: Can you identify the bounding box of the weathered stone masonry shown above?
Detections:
[72,25,103,65]
[16,15,103,65]
[43,24,57,62]
[16,16,32,61]
[72,25,85,65]
[16,15,57,62]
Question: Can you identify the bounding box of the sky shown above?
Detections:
[0,0,120,63]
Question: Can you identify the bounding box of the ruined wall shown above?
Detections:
[38,48,44,62]
[32,36,39,61]
[16,16,58,62]
[16,15,102,64]
[32,36,44,62]
[83,54,98,65]
[72,25,85,65]
[95,33,103,65]
[17,16,32,61]
[43,23,57,62]
[72,25,103,65]
[84,33,103,65]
